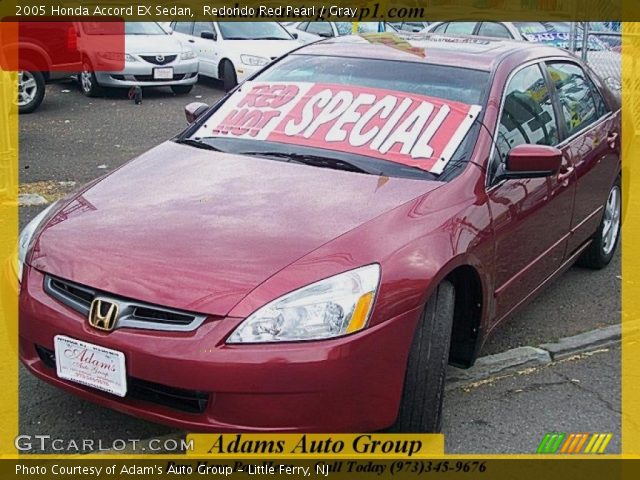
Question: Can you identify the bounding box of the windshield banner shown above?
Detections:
[197,81,482,174]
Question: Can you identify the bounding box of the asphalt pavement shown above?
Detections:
[17,80,622,454]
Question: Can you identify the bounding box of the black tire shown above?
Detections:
[221,60,237,92]
[18,70,45,114]
[78,61,103,97]
[171,84,194,95]
[578,176,621,269]
[389,281,456,433]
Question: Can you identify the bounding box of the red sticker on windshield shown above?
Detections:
[199,82,481,174]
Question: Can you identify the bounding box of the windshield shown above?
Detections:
[124,22,167,35]
[218,22,292,40]
[82,22,167,36]
[183,55,488,180]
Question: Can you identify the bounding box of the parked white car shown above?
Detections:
[79,22,199,97]
[286,22,398,44]
[170,21,301,91]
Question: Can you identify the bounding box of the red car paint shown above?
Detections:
[19,36,621,431]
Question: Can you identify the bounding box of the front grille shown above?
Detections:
[133,73,187,82]
[35,345,209,414]
[131,307,194,326]
[44,275,208,332]
[140,54,177,65]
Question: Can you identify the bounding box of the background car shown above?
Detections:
[78,22,199,97]
[170,21,301,91]
[8,21,81,113]
[286,22,398,44]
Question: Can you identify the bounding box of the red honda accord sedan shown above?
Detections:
[18,34,621,433]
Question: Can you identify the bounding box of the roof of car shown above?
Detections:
[293,33,574,71]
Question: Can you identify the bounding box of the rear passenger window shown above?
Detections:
[306,22,334,37]
[477,22,512,39]
[546,62,601,136]
[494,64,559,169]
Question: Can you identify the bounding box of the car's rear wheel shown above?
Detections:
[79,61,103,97]
[578,176,621,269]
[171,84,193,95]
[388,281,455,432]
[221,60,237,92]
[18,70,45,114]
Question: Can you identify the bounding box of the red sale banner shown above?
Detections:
[200,82,482,174]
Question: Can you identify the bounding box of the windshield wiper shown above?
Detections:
[237,151,378,175]
[254,36,288,40]
[176,138,224,152]
[223,36,250,40]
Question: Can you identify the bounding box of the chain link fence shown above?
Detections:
[568,22,621,96]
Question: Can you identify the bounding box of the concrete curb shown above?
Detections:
[446,322,637,391]
[446,347,551,391]
[18,193,48,207]
[539,324,620,360]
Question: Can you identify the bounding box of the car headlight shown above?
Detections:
[181,50,197,60]
[240,55,269,67]
[16,202,57,284]
[98,52,137,62]
[227,264,380,344]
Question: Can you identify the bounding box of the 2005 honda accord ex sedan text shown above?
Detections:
[18,34,621,433]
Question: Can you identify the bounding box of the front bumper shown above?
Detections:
[95,58,199,88]
[19,268,420,432]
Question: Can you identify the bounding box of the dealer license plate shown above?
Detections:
[153,67,174,80]
[54,335,127,397]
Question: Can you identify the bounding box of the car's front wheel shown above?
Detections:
[389,281,455,432]
[18,70,45,114]
[578,176,621,269]
[220,60,237,92]
[78,61,103,97]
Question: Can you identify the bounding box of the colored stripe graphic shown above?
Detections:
[537,433,566,453]
[539,433,614,454]
[584,433,613,454]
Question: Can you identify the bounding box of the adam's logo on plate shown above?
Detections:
[88,299,119,331]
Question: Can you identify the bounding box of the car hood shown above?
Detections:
[124,34,187,54]
[222,39,301,59]
[31,142,442,316]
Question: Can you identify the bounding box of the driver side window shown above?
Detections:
[492,63,559,178]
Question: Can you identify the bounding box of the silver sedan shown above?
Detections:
[79,22,199,97]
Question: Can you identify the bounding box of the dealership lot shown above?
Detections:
[18,78,620,453]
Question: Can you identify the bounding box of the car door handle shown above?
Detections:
[557,166,574,185]
[188,39,195,43]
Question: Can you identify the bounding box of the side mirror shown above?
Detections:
[495,144,563,182]
[201,31,217,41]
[184,102,209,124]
[292,32,299,39]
